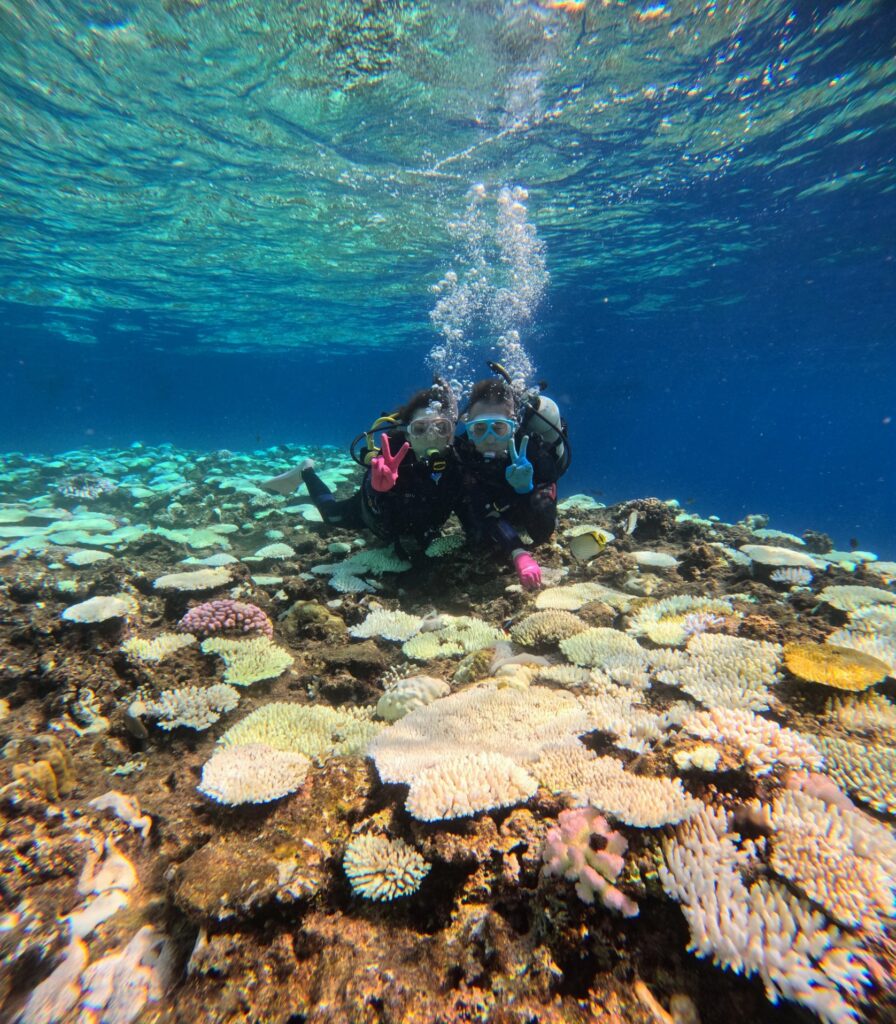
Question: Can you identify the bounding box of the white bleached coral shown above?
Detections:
[343,834,430,900]
[819,584,896,612]
[532,745,701,828]
[536,581,635,612]
[660,805,871,1024]
[739,544,821,569]
[681,707,823,776]
[376,674,450,722]
[141,684,240,731]
[656,632,782,711]
[810,733,896,815]
[511,610,588,647]
[219,701,380,759]
[401,615,506,660]
[152,567,231,591]
[824,691,896,740]
[407,752,538,821]
[198,743,311,805]
[746,789,896,933]
[369,684,590,821]
[559,627,648,679]
[121,632,196,662]
[200,636,293,685]
[627,595,736,646]
[61,594,138,623]
[350,608,423,642]
[578,690,692,754]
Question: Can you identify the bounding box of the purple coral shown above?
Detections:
[541,807,638,917]
[177,599,273,639]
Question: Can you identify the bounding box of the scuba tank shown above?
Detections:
[485,361,571,474]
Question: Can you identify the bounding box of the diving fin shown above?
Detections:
[259,464,309,496]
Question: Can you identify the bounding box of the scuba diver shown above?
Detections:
[261,380,463,559]
[454,362,570,591]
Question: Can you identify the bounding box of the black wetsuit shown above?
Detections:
[302,431,464,553]
[455,431,563,556]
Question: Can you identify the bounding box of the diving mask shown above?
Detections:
[406,415,454,439]
[463,416,517,442]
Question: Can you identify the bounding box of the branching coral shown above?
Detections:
[541,807,638,916]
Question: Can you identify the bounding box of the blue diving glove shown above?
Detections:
[505,436,534,494]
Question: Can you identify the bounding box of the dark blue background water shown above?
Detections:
[2,172,893,556]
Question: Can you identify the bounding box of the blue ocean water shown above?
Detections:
[0,0,894,552]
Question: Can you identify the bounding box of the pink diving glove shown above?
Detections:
[514,551,542,590]
[370,433,410,492]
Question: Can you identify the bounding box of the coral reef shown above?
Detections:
[541,806,639,916]
[177,598,274,638]
[0,447,893,1024]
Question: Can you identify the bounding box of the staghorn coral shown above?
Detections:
[783,641,889,692]
[746,789,896,933]
[198,743,311,806]
[660,805,872,1024]
[810,733,896,815]
[681,707,823,776]
[343,834,430,901]
[541,806,638,916]
[200,636,293,685]
[178,599,273,639]
[656,632,781,711]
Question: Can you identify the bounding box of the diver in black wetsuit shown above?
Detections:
[262,381,464,558]
[454,366,570,590]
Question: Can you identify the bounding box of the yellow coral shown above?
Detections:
[783,642,889,692]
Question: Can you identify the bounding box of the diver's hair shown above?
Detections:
[463,378,517,417]
[396,383,456,424]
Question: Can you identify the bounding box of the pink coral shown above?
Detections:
[541,806,638,917]
[177,599,273,639]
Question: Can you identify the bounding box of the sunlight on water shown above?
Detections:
[0,0,892,351]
